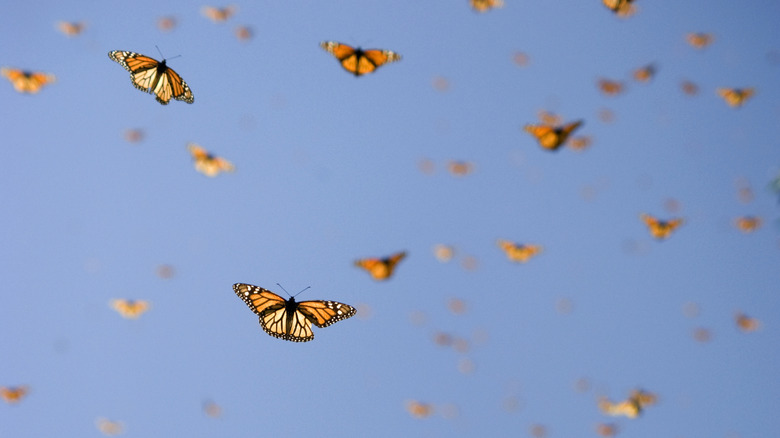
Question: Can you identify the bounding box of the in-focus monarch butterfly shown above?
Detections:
[524,120,583,151]
[0,67,56,94]
[497,239,543,263]
[597,78,624,96]
[717,87,755,107]
[108,50,194,105]
[640,213,684,240]
[354,251,407,280]
[0,386,29,404]
[320,41,401,76]
[734,216,761,233]
[687,32,714,49]
[602,0,636,17]
[470,0,504,12]
[633,64,656,82]
[57,21,86,37]
[201,5,237,22]
[233,283,356,342]
[187,143,235,177]
[110,299,150,319]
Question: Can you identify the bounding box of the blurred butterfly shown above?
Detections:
[568,136,592,151]
[0,386,28,404]
[680,80,699,96]
[640,213,684,240]
[717,87,754,107]
[537,110,563,125]
[598,389,656,419]
[597,78,624,96]
[687,32,714,49]
[201,5,237,22]
[405,400,434,418]
[95,418,124,436]
[57,21,86,37]
[1,67,56,94]
[354,251,407,280]
[233,283,356,342]
[734,216,761,233]
[497,239,543,263]
[447,160,474,176]
[157,16,177,32]
[320,41,401,76]
[187,143,235,177]
[433,244,455,262]
[602,0,637,17]
[524,120,583,151]
[633,64,656,82]
[234,25,252,42]
[596,423,619,437]
[735,312,761,332]
[108,50,194,105]
[470,0,504,12]
[110,299,150,319]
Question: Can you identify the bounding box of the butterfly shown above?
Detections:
[57,21,86,37]
[640,213,684,240]
[633,64,656,82]
[470,0,504,12]
[234,25,253,42]
[1,67,56,94]
[157,16,177,32]
[717,87,755,107]
[734,216,761,233]
[95,418,124,436]
[354,251,407,280]
[524,120,583,151]
[187,143,235,177]
[598,389,656,419]
[735,312,761,332]
[597,78,625,96]
[0,386,28,404]
[447,160,474,176]
[108,50,194,105]
[497,239,543,263]
[233,283,356,342]
[201,5,237,22]
[110,299,150,319]
[602,0,637,17]
[687,32,714,49]
[680,80,699,96]
[320,41,401,76]
[405,400,434,418]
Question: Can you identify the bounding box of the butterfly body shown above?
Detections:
[108,50,194,105]
[320,41,401,76]
[234,283,355,342]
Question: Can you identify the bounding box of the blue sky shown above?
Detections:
[1,0,779,437]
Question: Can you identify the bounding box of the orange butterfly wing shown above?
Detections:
[1,67,56,93]
[321,42,401,76]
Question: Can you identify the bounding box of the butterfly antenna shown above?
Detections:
[155,45,165,59]
[292,286,311,298]
[276,283,291,297]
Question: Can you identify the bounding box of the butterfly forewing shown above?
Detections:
[233,283,286,315]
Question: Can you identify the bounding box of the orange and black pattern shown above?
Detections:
[1,67,56,94]
[108,50,194,105]
[524,120,583,151]
[640,213,684,240]
[354,251,407,280]
[320,42,401,76]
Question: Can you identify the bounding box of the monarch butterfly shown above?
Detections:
[157,16,177,32]
[640,213,683,240]
[1,67,56,94]
[433,244,455,262]
[597,78,624,96]
[596,423,619,437]
[602,0,637,17]
[687,32,714,49]
[497,239,543,263]
[735,312,761,332]
[447,160,474,176]
[187,143,235,177]
[110,299,150,319]
[680,80,699,96]
[598,389,656,419]
[95,418,124,436]
[108,50,194,105]
[524,120,583,151]
[568,136,592,151]
[201,5,237,22]
[405,400,435,418]
[717,87,755,107]
[234,25,252,41]
[734,216,761,233]
[57,21,86,37]
[633,64,656,82]
[320,41,401,77]
[233,283,356,342]
[354,251,407,280]
[537,110,563,126]
[0,386,28,404]
[470,0,504,12]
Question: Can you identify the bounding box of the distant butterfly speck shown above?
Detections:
[108,50,194,105]
[233,283,356,342]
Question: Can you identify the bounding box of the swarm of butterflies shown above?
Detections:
[1,2,771,436]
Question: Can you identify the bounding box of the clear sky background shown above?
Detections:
[1,0,779,437]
